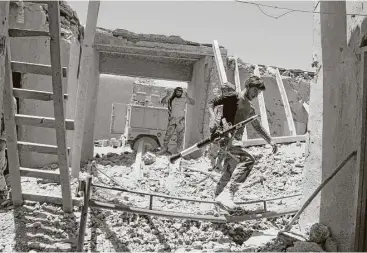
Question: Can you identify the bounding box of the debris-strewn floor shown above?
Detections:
[0,142,305,252]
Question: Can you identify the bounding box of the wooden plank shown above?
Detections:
[254,65,270,134]
[20,167,60,181]
[227,209,298,222]
[275,68,297,136]
[22,192,83,206]
[15,114,74,130]
[2,2,23,206]
[13,88,68,101]
[47,1,72,213]
[18,141,71,155]
[71,0,100,178]
[132,139,144,180]
[8,28,49,37]
[243,135,306,147]
[212,40,228,86]
[234,57,248,140]
[89,200,228,223]
[11,61,67,77]
[77,176,92,252]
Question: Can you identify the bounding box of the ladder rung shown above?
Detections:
[15,114,74,130]
[20,167,60,181]
[9,28,50,37]
[11,61,67,77]
[22,192,83,207]
[18,141,71,155]
[13,88,68,101]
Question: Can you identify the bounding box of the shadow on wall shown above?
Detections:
[94,75,135,141]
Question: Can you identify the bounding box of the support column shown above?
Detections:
[299,0,323,228]
[81,50,100,161]
[301,1,362,251]
[185,57,209,158]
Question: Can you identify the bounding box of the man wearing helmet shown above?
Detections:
[158,87,195,155]
[208,76,278,211]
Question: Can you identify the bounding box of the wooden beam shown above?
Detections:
[234,57,248,141]
[11,61,67,77]
[18,141,71,155]
[13,88,68,101]
[89,200,227,223]
[132,139,144,180]
[22,192,83,206]
[275,68,297,136]
[15,114,74,130]
[212,40,227,86]
[20,167,60,181]
[254,65,271,134]
[243,135,306,147]
[71,0,100,179]
[8,28,50,37]
[47,1,72,213]
[77,176,92,252]
[1,2,23,206]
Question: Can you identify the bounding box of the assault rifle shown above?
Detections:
[169,114,259,163]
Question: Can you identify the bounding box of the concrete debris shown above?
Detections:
[142,152,156,165]
[309,223,331,244]
[286,241,324,252]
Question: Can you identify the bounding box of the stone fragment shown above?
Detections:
[286,241,324,252]
[323,237,338,252]
[309,223,330,244]
[143,152,156,165]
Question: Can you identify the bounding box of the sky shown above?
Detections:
[67,1,314,74]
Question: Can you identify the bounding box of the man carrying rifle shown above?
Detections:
[208,76,278,211]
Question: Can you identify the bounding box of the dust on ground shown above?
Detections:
[0,142,305,252]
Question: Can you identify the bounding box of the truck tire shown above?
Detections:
[132,136,159,152]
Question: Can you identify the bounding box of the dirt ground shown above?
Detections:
[0,142,306,252]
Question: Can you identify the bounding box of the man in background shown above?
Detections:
[158,87,195,155]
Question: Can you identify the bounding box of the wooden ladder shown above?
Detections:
[1,1,76,212]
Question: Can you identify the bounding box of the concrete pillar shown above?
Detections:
[81,49,100,161]
[301,1,362,251]
[185,57,209,158]
[299,0,324,230]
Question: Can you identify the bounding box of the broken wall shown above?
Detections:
[226,60,312,138]
[8,1,82,167]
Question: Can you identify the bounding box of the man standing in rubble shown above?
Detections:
[158,87,195,155]
[208,76,278,211]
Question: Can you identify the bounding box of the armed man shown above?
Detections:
[208,76,278,211]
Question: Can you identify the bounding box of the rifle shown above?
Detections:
[169,114,259,163]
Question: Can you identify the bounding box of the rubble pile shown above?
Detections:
[1,142,306,252]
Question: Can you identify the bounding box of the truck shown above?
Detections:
[110,90,178,153]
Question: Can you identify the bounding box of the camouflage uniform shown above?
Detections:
[212,139,255,198]
[162,116,185,151]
